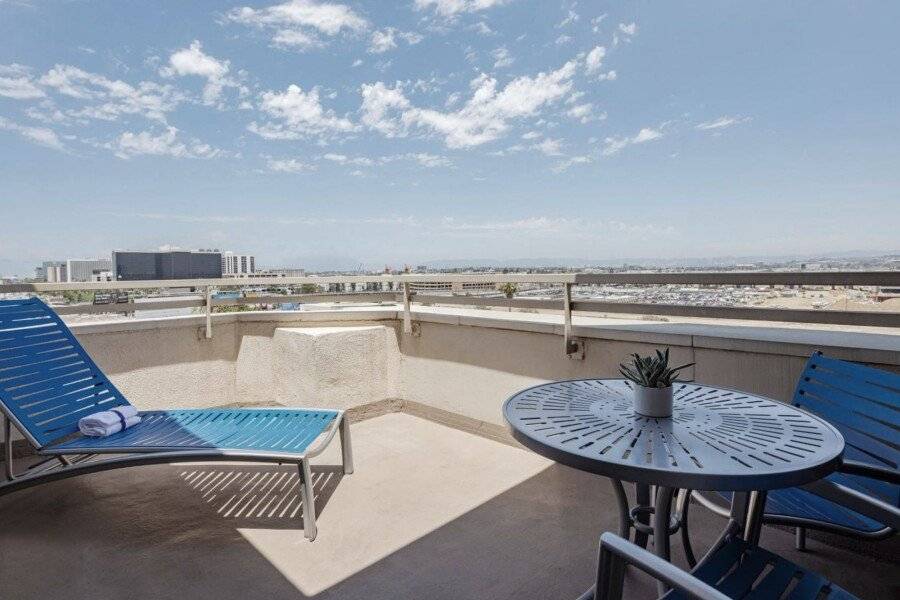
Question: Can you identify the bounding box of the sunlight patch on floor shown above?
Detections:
[234,412,551,596]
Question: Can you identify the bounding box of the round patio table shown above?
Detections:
[503,378,845,595]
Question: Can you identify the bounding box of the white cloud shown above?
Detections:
[369,28,398,53]
[400,31,425,45]
[249,84,357,140]
[414,0,511,18]
[590,14,607,32]
[322,152,375,166]
[0,116,64,150]
[399,152,452,167]
[557,9,579,28]
[369,28,423,54]
[554,34,572,45]
[598,70,617,81]
[159,41,235,105]
[24,102,70,124]
[361,60,579,148]
[351,58,364,67]
[565,90,585,105]
[267,157,317,172]
[38,65,183,122]
[696,116,748,130]
[565,102,593,123]
[359,81,411,137]
[552,155,592,173]
[271,28,323,50]
[491,46,514,69]
[602,127,662,156]
[321,152,451,168]
[585,45,606,74]
[633,127,661,143]
[111,126,222,159]
[618,22,637,36]
[0,64,45,100]
[521,130,541,140]
[470,21,494,36]
[532,137,563,156]
[228,0,367,51]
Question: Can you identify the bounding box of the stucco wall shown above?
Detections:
[3,309,897,446]
[77,320,239,410]
[397,321,696,425]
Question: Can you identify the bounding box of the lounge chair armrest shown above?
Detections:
[801,478,900,530]
[839,460,900,485]
[593,532,730,600]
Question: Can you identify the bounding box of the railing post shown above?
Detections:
[402,282,412,334]
[205,286,213,339]
[563,282,583,358]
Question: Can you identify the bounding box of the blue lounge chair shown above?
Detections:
[0,297,352,541]
[692,351,899,550]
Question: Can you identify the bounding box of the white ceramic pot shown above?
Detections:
[633,385,674,418]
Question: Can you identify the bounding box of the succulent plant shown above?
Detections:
[619,348,694,388]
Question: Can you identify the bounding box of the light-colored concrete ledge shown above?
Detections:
[67,306,900,366]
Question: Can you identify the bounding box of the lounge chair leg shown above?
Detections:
[299,459,317,541]
[795,527,806,551]
[339,415,353,475]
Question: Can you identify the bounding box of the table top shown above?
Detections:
[503,379,844,491]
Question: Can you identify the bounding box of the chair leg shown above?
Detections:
[298,458,317,541]
[795,527,807,551]
[3,415,16,482]
[339,416,354,475]
[677,489,698,568]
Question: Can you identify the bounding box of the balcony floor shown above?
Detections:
[0,412,895,599]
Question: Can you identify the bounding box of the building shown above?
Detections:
[221,252,256,277]
[45,263,68,283]
[112,250,222,281]
[66,258,112,283]
[34,260,66,281]
[92,270,114,282]
[261,268,305,278]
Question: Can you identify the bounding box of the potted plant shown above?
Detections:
[619,349,694,417]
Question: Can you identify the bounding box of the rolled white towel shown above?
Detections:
[78,405,141,437]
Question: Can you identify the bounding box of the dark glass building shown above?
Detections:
[112,251,222,280]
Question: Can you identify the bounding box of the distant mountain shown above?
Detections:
[421,252,899,271]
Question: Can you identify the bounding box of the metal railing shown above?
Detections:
[2,271,898,355]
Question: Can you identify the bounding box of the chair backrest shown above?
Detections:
[0,297,130,448]
[794,351,899,506]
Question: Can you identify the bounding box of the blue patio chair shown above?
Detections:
[582,441,900,600]
[692,351,899,551]
[0,297,352,541]
[582,527,889,600]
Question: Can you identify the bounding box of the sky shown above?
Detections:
[1,0,899,274]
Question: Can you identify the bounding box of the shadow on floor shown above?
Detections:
[0,461,895,599]
[175,464,344,528]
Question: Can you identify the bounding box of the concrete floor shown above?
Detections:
[0,413,896,599]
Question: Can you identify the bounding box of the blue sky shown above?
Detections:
[1,0,898,274]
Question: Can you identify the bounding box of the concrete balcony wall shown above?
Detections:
[3,307,897,446]
[397,321,695,426]
[76,317,240,409]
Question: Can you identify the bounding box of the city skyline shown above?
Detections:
[2,1,899,276]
